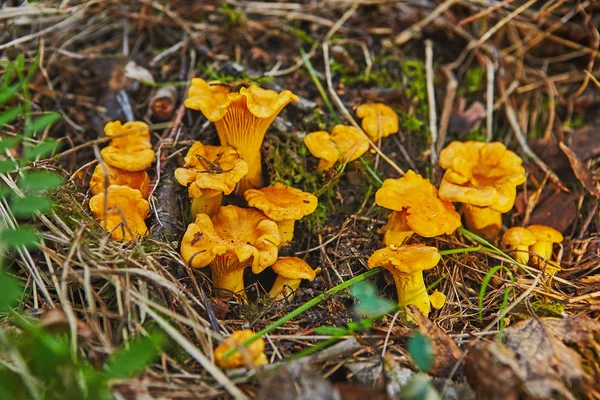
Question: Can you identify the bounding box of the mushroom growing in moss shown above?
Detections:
[244,182,318,245]
[89,185,150,240]
[184,78,298,192]
[101,121,155,171]
[368,244,441,319]
[356,103,399,141]
[502,227,537,265]
[375,170,461,245]
[214,330,268,369]
[90,164,150,198]
[180,205,280,297]
[268,257,321,301]
[304,125,369,171]
[438,141,526,240]
[174,141,248,217]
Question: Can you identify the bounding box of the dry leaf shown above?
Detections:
[559,142,600,198]
[529,190,577,233]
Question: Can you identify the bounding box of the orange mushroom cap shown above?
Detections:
[174,141,248,197]
[244,183,317,222]
[184,78,298,191]
[90,164,150,198]
[438,141,526,213]
[304,125,369,170]
[526,225,563,243]
[502,227,537,247]
[101,121,155,171]
[271,257,320,281]
[356,103,399,141]
[214,330,267,369]
[376,170,461,237]
[89,185,150,240]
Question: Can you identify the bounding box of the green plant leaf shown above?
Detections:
[0,227,40,249]
[106,332,165,378]
[352,281,395,317]
[0,106,22,127]
[0,83,20,106]
[23,140,60,160]
[0,187,12,200]
[0,136,21,153]
[407,332,434,373]
[0,268,23,312]
[313,326,349,336]
[19,170,63,191]
[10,196,53,217]
[0,160,18,173]
[25,112,61,135]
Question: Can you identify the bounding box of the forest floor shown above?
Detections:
[1,0,599,399]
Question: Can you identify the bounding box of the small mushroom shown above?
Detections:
[438,141,526,240]
[367,244,441,319]
[101,121,155,171]
[180,205,280,297]
[184,78,298,192]
[526,225,563,274]
[304,125,369,171]
[375,170,461,245]
[268,257,321,301]
[214,330,268,369]
[502,227,537,265]
[355,103,399,141]
[244,182,318,245]
[90,163,150,198]
[174,141,248,217]
[89,185,150,240]
[429,290,447,310]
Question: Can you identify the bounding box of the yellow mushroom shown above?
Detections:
[356,103,399,141]
[526,225,563,275]
[244,182,318,245]
[502,227,537,265]
[89,185,150,240]
[174,141,248,217]
[375,170,461,245]
[180,205,280,297]
[89,163,150,198]
[429,290,447,310]
[101,121,155,171]
[368,245,441,319]
[184,78,298,192]
[268,257,321,301]
[304,125,369,171]
[438,141,526,240]
[214,330,268,369]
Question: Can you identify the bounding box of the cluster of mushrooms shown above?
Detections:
[177,78,321,301]
[88,121,155,240]
[86,79,567,370]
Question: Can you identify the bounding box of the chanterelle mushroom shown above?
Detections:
[184,78,298,192]
[244,182,318,245]
[375,170,461,245]
[438,141,526,240]
[214,330,267,369]
[180,205,280,297]
[89,185,150,240]
[101,121,155,171]
[526,225,563,274]
[368,245,440,320]
[502,227,537,265]
[90,163,150,198]
[174,141,248,217]
[356,103,399,141]
[268,257,321,301]
[304,125,369,171]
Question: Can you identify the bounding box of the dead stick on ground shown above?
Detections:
[322,42,404,177]
[485,56,495,142]
[425,40,438,166]
[394,0,459,45]
[437,66,456,154]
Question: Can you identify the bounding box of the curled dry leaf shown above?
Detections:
[559,142,600,198]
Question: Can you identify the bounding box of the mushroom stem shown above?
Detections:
[210,255,249,299]
[276,219,296,245]
[392,271,431,319]
[268,276,301,300]
[511,245,531,265]
[463,204,502,240]
[317,159,335,171]
[191,192,223,218]
[530,241,553,267]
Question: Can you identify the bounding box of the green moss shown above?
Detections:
[531,300,565,317]
[198,63,273,87]
[288,27,315,45]
[461,66,485,95]
[218,4,246,27]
